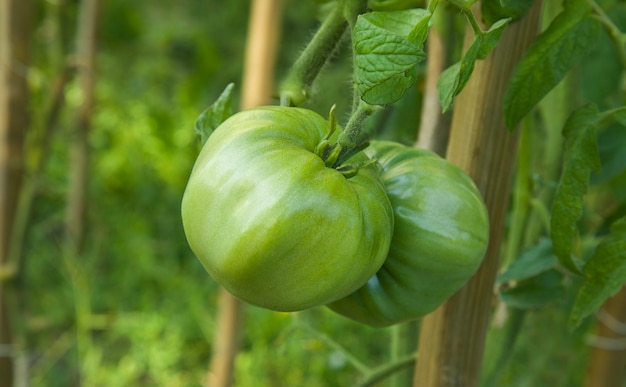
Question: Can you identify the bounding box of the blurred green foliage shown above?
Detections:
[15,0,626,386]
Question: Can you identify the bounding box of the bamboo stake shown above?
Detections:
[65,0,100,254]
[413,3,542,386]
[416,12,448,155]
[585,286,626,387]
[0,0,31,383]
[204,1,283,386]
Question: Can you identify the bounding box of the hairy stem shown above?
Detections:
[279,2,348,106]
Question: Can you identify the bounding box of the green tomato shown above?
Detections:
[327,140,489,326]
[181,106,394,312]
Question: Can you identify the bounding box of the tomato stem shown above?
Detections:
[333,100,381,166]
[279,2,348,107]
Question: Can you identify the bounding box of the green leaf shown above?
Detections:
[481,0,534,26]
[500,269,565,309]
[437,18,510,112]
[551,104,602,273]
[592,125,626,185]
[498,238,558,283]
[476,18,510,59]
[437,63,461,112]
[569,216,626,328]
[503,0,602,129]
[194,83,235,146]
[353,10,430,105]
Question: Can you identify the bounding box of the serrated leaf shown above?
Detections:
[360,9,429,40]
[353,10,430,105]
[500,269,565,309]
[551,104,602,273]
[437,18,509,112]
[194,83,235,146]
[503,0,602,129]
[569,217,626,328]
[498,238,558,283]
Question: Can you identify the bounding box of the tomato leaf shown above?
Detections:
[551,104,601,273]
[500,269,565,309]
[437,18,510,112]
[353,9,430,105]
[497,238,558,283]
[569,216,626,329]
[194,83,235,146]
[503,0,602,129]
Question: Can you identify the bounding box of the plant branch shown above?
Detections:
[358,352,418,387]
[588,0,626,69]
[331,100,381,167]
[462,7,484,36]
[294,322,370,374]
[483,309,526,387]
[279,1,348,106]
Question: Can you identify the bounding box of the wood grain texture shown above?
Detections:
[413,3,543,386]
[585,286,626,387]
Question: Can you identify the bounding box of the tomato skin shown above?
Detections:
[181,106,393,312]
[327,141,489,326]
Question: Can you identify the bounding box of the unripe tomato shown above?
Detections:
[328,141,489,326]
[181,107,394,311]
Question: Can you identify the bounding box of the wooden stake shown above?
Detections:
[585,286,626,387]
[416,14,447,155]
[65,0,100,255]
[205,1,283,386]
[0,0,31,383]
[413,3,542,386]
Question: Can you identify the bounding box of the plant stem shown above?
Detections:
[279,1,348,106]
[503,118,532,267]
[462,7,484,36]
[391,321,419,387]
[295,322,370,374]
[358,353,418,387]
[483,308,526,387]
[343,0,368,30]
[588,0,626,69]
[332,100,381,166]
[339,101,378,148]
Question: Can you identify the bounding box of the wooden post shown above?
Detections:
[204,1,283,386]
[66,0,100,255]
[413,3,542,386]
[416,12,448,156]
[585,286,626,387]
[0,0,32,383]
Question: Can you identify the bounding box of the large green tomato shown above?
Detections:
[181,106,393,312]
[328,141,489,326]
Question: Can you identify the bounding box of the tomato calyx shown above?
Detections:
[314,105,372,177]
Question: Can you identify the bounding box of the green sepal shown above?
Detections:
[194,83,235,146]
